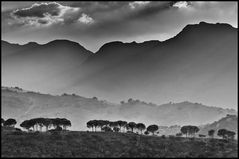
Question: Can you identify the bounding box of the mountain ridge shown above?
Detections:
[2,21,237,109]
[2,21,237,53]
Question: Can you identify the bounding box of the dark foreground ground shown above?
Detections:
[1,128,238,158]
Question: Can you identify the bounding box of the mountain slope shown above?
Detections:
[199,114,238,138]
[66,22,237,108]
[2,40,93,93]
[2,22,237,108]
[1,87,237,131]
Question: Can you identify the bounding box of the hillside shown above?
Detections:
[2,22,237,108]
[199,114,238,138]
[66,22,237,108]
[2,87,237,131]
[2,39,93,93]
[1,129,238,158]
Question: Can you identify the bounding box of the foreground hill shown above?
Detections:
[1,129,238,158]
[2,87,236,131]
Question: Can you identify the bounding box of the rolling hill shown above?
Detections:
[199,114,238,138]
[1,87,236,131]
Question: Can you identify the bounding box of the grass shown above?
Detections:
[1,128,238,158]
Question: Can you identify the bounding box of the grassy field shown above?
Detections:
[1,129,238,158]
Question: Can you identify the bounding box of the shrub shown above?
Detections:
[161,135,166,139]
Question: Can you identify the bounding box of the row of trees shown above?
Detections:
[120,98,157,106]
[20,118,71,131]
[2,117,236,140]
[217,129,236,140]
[180,127,236,140]
[86,120,160,135]
[86,120,237,140]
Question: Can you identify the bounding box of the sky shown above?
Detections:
[1,1,238,52]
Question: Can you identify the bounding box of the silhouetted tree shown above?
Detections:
[147,124,159,135]
[60,118,71,130]
[127,122,137,132]
[218,129,236,140]
[128,98,133,103]
[217,129,228,139]
[87,120,94,132]
[208,129,215,138]
[20,120,31,131]
[181,126,188,137]
[28,119,36,131]
[226,130,236,140]
[144,131,149,135]
[180,125,199,137]
[189,126,199,137]
[117,120,127,132]
[92,97,98,100]
[136,123,146,134]
[4,118,17,127]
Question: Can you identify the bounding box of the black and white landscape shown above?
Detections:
[1,1,238,158]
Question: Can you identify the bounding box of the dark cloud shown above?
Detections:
[13,2,62,18]
[9,2,82,26]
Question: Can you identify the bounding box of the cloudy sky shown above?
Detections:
[1,1,238,52]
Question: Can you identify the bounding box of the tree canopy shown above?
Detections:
[4,118,17,127]
[147,125,159,135]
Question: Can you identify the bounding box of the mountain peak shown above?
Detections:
[46,39,81,46]
[182,21,235,32]
[26,41,39,47]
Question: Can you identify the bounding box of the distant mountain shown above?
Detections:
[2,87,237,131]
[66,22,237,108]
[2,39,93,93]
[1,21,237,108]
[1,40,38,57]
[199,114,238,138]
